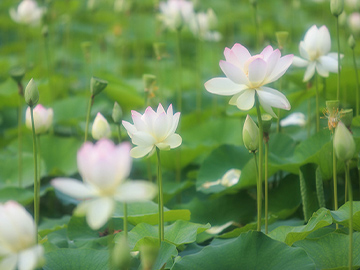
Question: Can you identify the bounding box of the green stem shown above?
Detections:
[18,96,23,187]
[84,95,93,142]
[352,48,360,116]
[307,98,311,138]
[333,141,339,229]
[37,135,41,208]
[276,78,282,133]
[345,162,353,270]
[156,148,164,243]
[123,203,128,239]
[265,141,269,234]
[336,17,341,100]
[253,152,261,232]
[175,29,183,111]
[255,94,263,232]
[117,124,122,143]
[315,74,320,132]
[30,107,39,241]
[108,218,114,269]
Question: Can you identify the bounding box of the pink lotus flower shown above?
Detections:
[52,139,156,230]
[122,104,182,158]
[204,44,293,117]
[0,201,44,270]
[25,104,53,134]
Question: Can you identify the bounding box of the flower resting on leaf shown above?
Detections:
[0,201,44,270]
[122,104,182,158]
[292,25,340,82]
[52,139,156,230]
[204,44,293,118]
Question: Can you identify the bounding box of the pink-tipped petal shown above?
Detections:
[52,178,95,199]
[230,43,251,67]
[204,78,247,96]
[266,54,293,83]
[219,60,249,85]
[247,58,267,86]
[260,45,274,60]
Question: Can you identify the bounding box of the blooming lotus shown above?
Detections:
[190,9,221,42]
[25,104,53,134]
[204,44,293,117]
[122,104,182,158]
[292,25,340,82]
[0,201,44,270]
[92,112,111,140]
[158,0,194,31]
[10,0,44,26]
[52,139,156,230]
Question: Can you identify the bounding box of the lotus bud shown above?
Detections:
[243,115,259,152]
[25,104,53,134]
[112,235,132,270]
[331,0,344,17]
[174,12,184,31]
[42,25,48,38]
[90,76,108,97]
[340,109,353,129]
[92,113,111,140]
[275,31,289,50]
[153,42,168,60]
[348,12,360,36]
[348,35,356,49]
[334,121,356,162]
[112,102,123,123]
[24,78,39,107]
[140,242,159,270]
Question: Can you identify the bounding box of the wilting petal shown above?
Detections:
[248,58,267,86]
[51,178,95,199]
[319,55,338,73]
[115,181,157,202]
[257,87,291,110]
[130,145,154,158]
[235,89,255,110]
[162,133,182,148]
[86,197,115,230]
[219,60,249,85]
[303,62,316,82]
[317,26,331,55]
[204,77,247,96]
[292,56,308,67]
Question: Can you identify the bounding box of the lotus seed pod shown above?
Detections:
[334,122,356,162]
[24,78,39,107]
[243,115,259,152]
[9,66,25,84]
[331,0,344,17]
[261,114,273,134]
[153,42,168,60]
[326,100,340,115]
[143,74,157,92]
[90,76,108,97]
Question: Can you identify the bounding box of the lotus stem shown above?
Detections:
[255,94,263,232]
[336,17,341,100]
[156,148,164,243]
[18,96,23,187]
[124,203,128,239]
[84,95,94,142]
[315,74,320,132]
[253,151,261,232]
[333,140,339,229]
[175,29,183,111]
[345,161,353,270]
[196,37,203,116]
[265,141,269,234]
[352,48,359,116]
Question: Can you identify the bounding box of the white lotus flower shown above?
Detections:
[348,12,360,35]
[10,0,44,26]
[280,112,306,127]
[25,104,53,134]
[158,0,194,31]
[190,9,222,42]
[92,112,111,140]
[204,44,293,118]
[52,139,156,230]
[292,25,340,82]
[0,201,44,270]
[122,104,182,158]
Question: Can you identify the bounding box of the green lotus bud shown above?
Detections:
[90,76,108,97]
[243,115,259,152]
[92,112,111,140]
[24,78,39,107]
[112,102,123,123]
[261,114,272,134]
[340,109,353,128]
[275,31,289,50]
[112,235,131,270]
[9,66,25,84]
[348,35,356,49]
[140,242,159,270]
[331,0,344,17]
[334,122,356,162]
[153,42,168,60]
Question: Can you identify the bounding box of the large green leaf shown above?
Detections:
[38,216,71,237]
[171,231,316,270]
[0,186,34,205]
[295,232,360,270]
[331,201,360,231]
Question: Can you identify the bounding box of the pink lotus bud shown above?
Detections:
[91,112,111,140]
[25,104,53,134]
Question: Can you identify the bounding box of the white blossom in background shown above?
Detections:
[348,12,360,35]
[190,9,222,42]
[280,112,306,127]
[25,104,53,135]
[52,140,156,230]
[10,0,44,26]
[158,0,194,31]
[92,113,111,140]
[204,44,293,117]
[122,104,182,158]
[0,201,44,270]
[292,25,341,82]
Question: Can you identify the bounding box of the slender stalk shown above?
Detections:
[175,29,183,111]
[84,95,93,142]
[336,17,341,100]
[307,99,311,138]
[18,96,23,187]
[315,74,320,132]
[255,94,263,232]
[30,107,39,241]
[37,135,41,206]
[253,152,261,231]
[252,2,260,50]
[333,142,339,229]
[265,141,269,234]
[108,218,114,269]
[123,203,128,239]
[345,162,353,270]
[345,176,348,203]
[352,48,360,116]
[156,148,164,243]
[117,125,122,143]
[195,37,203,116]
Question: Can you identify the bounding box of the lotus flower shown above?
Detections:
[158,0,194,31]
[10,0,44,26]
[122,104,182,158]
[25,104,53,134]
[92,112,111,140]
[0,201,44,270]
[52,139,156,230]
[190,9,221,42]
[292,25,340,82]
[204,44,293,117]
